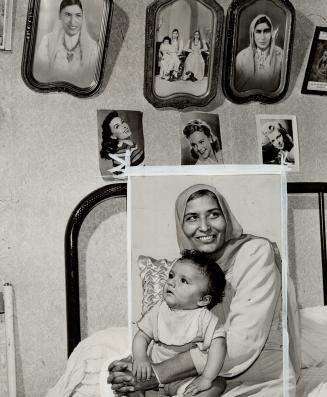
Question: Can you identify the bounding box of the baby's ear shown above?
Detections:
[198,294,211,307]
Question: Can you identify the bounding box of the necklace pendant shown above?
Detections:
[66,52,74,63]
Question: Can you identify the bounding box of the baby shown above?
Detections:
[132,250,227,397]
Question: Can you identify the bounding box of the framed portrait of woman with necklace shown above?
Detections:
[223,0,295,104]
[21,0,113,97]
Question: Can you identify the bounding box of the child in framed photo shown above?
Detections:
[256,114,299,171]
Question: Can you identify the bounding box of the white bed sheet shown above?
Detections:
[296,365,327,397]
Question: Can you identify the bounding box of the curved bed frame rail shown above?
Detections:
[65,183,127,356]
[64,181,327,356]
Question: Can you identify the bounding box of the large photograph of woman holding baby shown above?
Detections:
[108,173,297,397]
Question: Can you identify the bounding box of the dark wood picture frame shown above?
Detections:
[144,0,224,109]
[223,0,295,104]
[302,27,327,96]
[21,0,113,97]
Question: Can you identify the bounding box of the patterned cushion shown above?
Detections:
[138,256,175,315]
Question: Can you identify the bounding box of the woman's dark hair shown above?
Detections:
[193,30,204,49]
[186,189,220,208]
[100,111,120,159]
[254,16,272,31]
[162,36,171,44]
[179,250,226,309]
[60,0,83,13]
[183,119,219,159]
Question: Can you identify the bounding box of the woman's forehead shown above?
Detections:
[185,195,219,213]
[255,22,270,31]
[61,4,82,14]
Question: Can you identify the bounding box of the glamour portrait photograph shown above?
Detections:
[97,110,145,180]
[180,112,223,165]
[153,0,214,98]
[256,114,299,171]
[110,172,296,397]
[32,0,103,87]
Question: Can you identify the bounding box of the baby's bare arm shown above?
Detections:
[132,330,152,381]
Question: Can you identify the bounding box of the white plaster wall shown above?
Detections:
[0,0,327,396]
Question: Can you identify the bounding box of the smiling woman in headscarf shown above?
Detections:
[109,184,298,396]
[235,14,283,92]
[34,0,98,87]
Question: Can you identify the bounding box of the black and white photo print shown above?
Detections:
[180,112,223,165]
[97,110,144,180]
[256,114,299,171]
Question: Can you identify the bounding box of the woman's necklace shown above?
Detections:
[256,48,269,69]
[63,35,80,63]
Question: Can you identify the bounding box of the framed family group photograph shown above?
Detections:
[144,0,224,109]
[0,0,14,50]
[21,0,113,97]
[223,0,295,104]
[302,27,327,96]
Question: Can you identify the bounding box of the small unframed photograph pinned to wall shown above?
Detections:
[97,109,145,181]
[256,114,299,171]
[180,112,223,166]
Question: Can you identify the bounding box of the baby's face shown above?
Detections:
[163,260,209,310]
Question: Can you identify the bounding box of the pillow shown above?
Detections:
[138,255,175,315]
[300,306,327,368]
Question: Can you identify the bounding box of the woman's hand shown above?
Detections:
[108,356,159,395]
[108,356,136,395]
[184,375,212,396]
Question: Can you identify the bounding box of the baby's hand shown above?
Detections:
[184,375,213,396]
[132,357,152,382]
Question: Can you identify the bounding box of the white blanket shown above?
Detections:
[45,306,327,397]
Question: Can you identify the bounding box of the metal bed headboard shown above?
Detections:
[64,182,327,356]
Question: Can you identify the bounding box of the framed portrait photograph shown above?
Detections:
[0,0,14,50]
[256,114,299,171]
[223,0,295,104]
[128,170,294,395]
[302,27,327,96]
[180,112,223,165]
[21,0,113,97]
[97,109,145,181]
[144,0,224,109]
